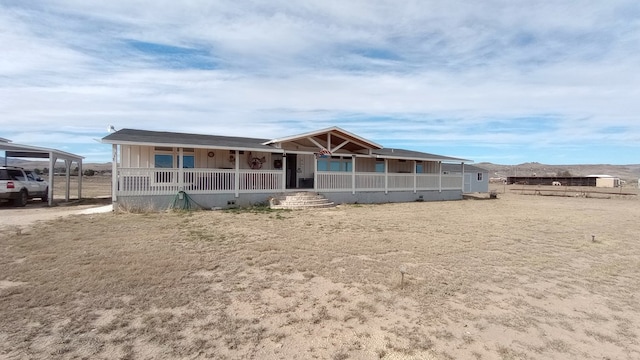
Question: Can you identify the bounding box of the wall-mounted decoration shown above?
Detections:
[207,151,215,158]
[247,152,266,169]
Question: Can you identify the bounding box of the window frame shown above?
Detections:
[153,147,196,184]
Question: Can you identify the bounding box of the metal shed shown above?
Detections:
[0,138,84,206]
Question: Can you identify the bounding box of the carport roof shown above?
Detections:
[0,139,84,162]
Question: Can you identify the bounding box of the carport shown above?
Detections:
[0,138,84,206]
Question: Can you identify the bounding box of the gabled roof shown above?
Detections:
[373,148,470,162]
[102,129,278,152]
[102,127,472,163]
[263,126,383,151]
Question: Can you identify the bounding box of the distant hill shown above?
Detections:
[0,157,112,171]
[476,162,640,182]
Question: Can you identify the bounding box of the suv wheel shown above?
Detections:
[14,190,28,207]
[41,187,49,202]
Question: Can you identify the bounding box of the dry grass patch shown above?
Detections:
[1,192,639,359]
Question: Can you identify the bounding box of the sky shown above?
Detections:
[1,1,639,165]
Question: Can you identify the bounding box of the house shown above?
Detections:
[102,126,474,210]
[442,163,489,193]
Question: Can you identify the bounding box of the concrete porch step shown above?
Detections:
[270,191,335,210]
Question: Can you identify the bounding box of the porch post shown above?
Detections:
[438,161,442,192]
[313,155,318,191]
[111,144,118,204]
[413,160,417,193]
[178,147,184,190]
[351,155,356,195]
[384,158,388,194]
[282,155,287,191]
[461,162,465,192]
[234,150,239,197]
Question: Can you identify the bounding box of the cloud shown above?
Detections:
[0,1,639,164]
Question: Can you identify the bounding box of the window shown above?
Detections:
[317,157,353,172]
[155,154,174,168]
[154,152,194,168]
[180,155,195,168]
[154,148,194,183]
[8,169,25,181]
[317,160,328,171]
[477,172,483,181]
[416,163,423,173]
[375,159,385,173]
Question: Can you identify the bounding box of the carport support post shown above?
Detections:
[64,159,71,202]
[48,153,55,206]
[77,161,82,199]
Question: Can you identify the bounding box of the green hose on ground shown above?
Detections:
[169,191,202,211]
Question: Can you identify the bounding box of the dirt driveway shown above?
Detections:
[0,199,112,231]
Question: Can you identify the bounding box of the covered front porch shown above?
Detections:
[115,165,463,197]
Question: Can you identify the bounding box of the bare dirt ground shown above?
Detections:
[1,184,639,359]
[0,175,112,231]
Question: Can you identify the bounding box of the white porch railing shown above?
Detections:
[118,168,283,196]
[441,175,463,189]
[317,172,461,192]
[117,168,463,196]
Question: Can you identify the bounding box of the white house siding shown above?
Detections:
[121,145,286,171]
[297,153,315,179]
[355,158,375,172]
[424,162,439,173]
[121,145,152,168]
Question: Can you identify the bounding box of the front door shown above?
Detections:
[286,154,297,189]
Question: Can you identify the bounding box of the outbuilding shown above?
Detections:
[0,138,84,205]
[442,163,489,193]
[588,175,621,188]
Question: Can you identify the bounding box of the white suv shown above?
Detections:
[0,166,49,206]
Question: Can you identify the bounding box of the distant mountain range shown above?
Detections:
[3,157,639,181]
[476,162,640,181]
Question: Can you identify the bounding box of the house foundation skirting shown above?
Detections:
[114,190,463,212]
